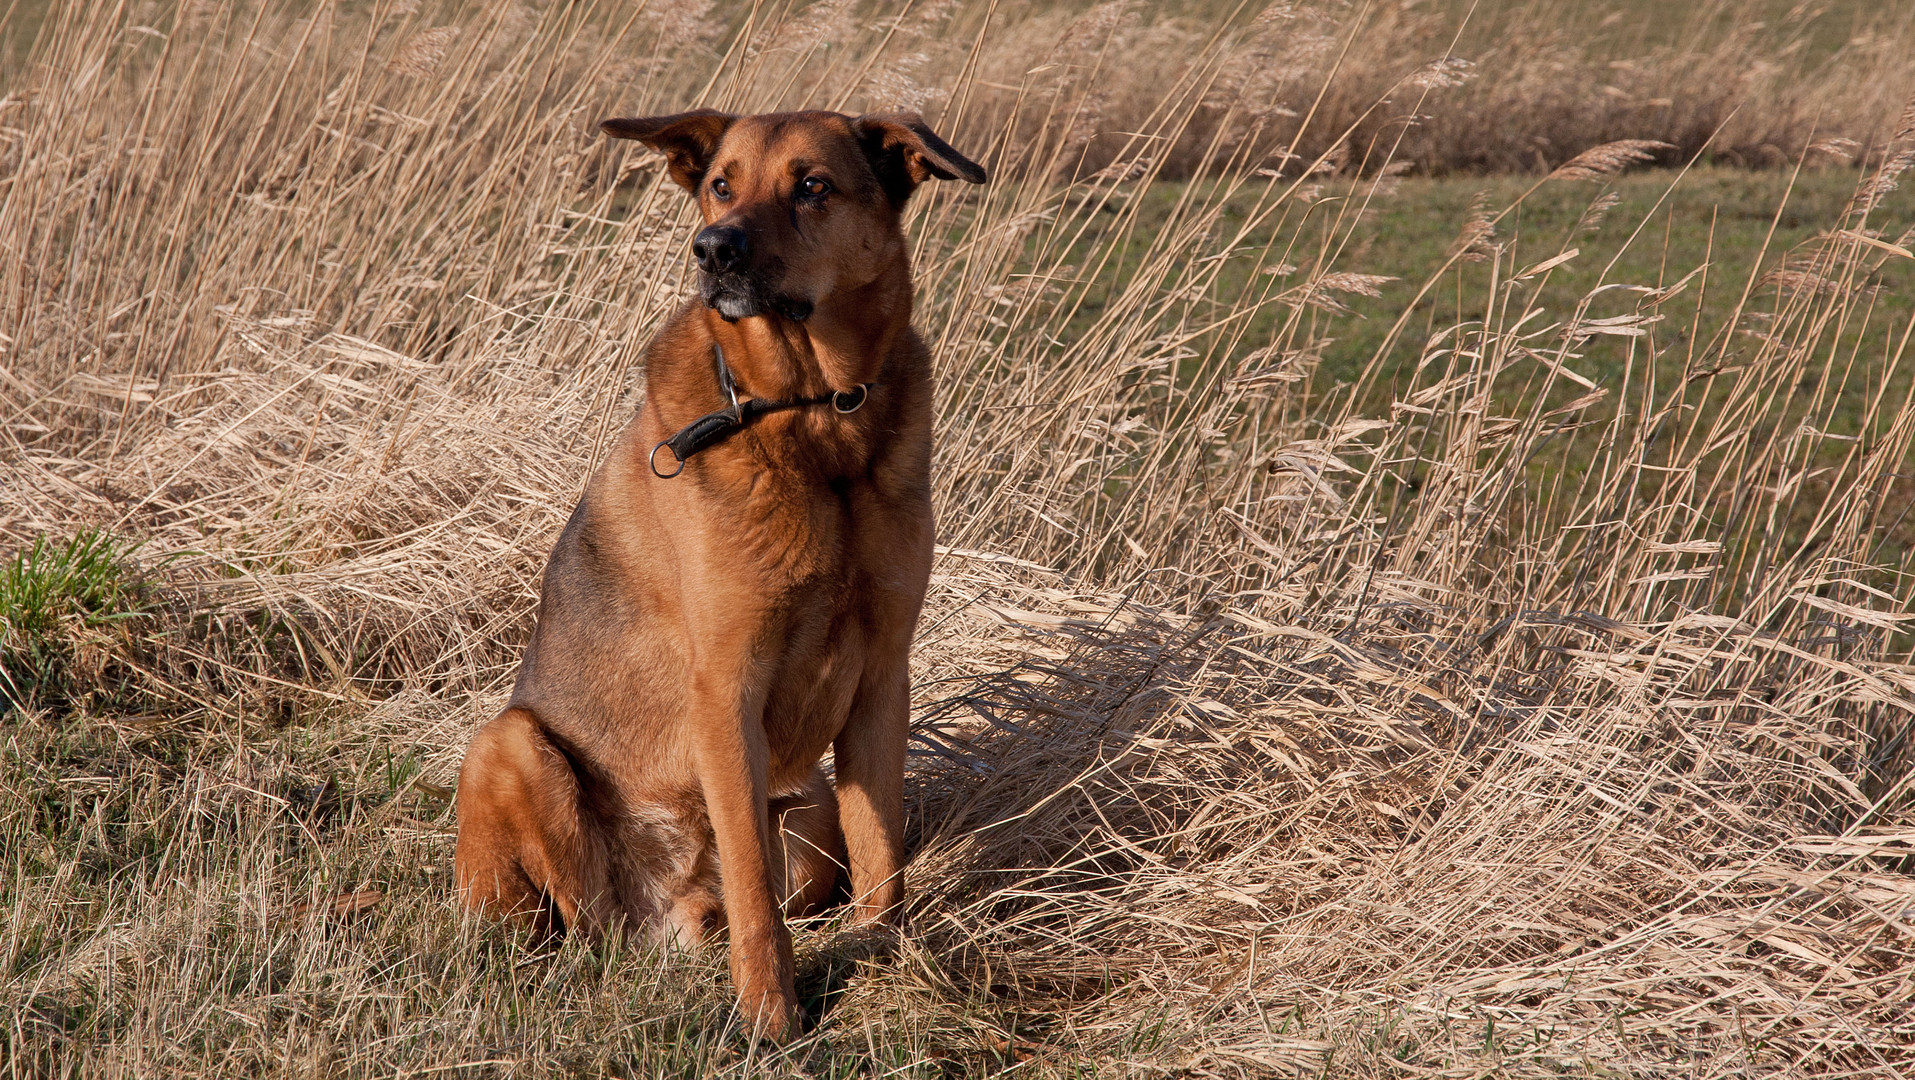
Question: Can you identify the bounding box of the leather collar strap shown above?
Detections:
[649,344,874,479]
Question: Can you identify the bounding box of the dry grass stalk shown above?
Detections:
[387,26,461,79]
[1548,139,1678,182]
[1447,191,1499,262]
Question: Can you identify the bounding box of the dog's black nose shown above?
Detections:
[692,225,748,274]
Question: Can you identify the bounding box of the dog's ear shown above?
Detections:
[600,109,737,193]
[853,112,988,204]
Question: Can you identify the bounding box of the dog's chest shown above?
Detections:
[710,453,886,579]
[759,597,866,783]
[741,483,888,773]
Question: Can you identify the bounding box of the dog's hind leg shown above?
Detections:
[772,768,845,918]
[454,707,614,940]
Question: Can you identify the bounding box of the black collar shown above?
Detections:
[649,344,874,479]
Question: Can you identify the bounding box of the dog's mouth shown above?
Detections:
[700,273,813,323]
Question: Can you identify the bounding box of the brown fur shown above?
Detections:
[453,109,985,1039]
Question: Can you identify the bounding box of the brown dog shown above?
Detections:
[452,109,986,1038]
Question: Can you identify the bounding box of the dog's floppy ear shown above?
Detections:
[854,112,988,204]
[600,109,737,193]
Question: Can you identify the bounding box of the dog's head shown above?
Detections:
[600,109,986,322]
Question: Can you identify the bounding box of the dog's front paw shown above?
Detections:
[734,974,800,1042]
[731,935,800,1042]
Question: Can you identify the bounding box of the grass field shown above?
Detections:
[1090,167,1915,548]
[4,0,1915,1077]
[1139,167,1912,384]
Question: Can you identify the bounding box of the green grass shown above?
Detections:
[1071,165,1913,399]
[0,530,150,712]
[1029,165,1914,557]
[1341,168,1908,398]
[1327,167,1915,559]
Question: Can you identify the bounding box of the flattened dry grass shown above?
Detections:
[2,1,1914,1076]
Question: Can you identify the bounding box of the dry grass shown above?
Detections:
[3,0,1915,1076]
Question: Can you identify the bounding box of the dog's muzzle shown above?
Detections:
[699,273,812,322]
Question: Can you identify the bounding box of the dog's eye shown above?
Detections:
[710,177,730,200]
[801,177,831,198]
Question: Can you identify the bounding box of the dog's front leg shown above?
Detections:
[834,663,908,925]
[689,677,798,1040]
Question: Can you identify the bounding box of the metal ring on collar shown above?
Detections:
[833,384,869,414]
[649,440,685,479]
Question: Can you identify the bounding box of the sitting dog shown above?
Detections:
[453,108,986,1038]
